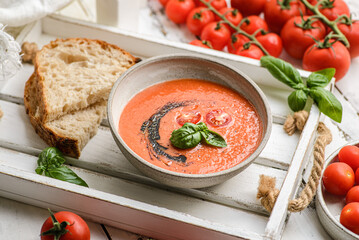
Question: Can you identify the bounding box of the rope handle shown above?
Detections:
[257,111,332,213]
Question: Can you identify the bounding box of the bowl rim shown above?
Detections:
[107,53,272,178]
[316,140,359,239]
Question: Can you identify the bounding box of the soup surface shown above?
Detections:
[118,79,262,174]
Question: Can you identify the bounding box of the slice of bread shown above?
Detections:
[24,73,106,158]
[34,38,136,123]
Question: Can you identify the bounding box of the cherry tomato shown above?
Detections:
[235,44,265,60]
[206,109,232,127]
[240,15,268,37]
[189,39,212,48]
[356,168,359,186]
[231,0,266,16]
[186,7,215,36]
[159,0,170,7]
[264,0,306,34]
[200,22,231,50]
[217,8,242,32]
[346,186,359,204]
[166,0,195,24]
[256,33,283,57]
[198,0,227,11]
[227,34,250,54]
[309,0,350,21]
[340,202,359,235]
[338,21,359,58]
[41,210,90,240]
[322,162,355,196]
[280,16,326,59]
[303,40,351,81]
[338,145,359,172]
[176,111,201,125]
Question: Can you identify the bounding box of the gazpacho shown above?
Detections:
[118,79,262,174]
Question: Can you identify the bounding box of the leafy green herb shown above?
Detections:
[36,147,89,187]
[309,87,343,123]
[260,56,342,123]
[288,90,308,112]
[170,122,227,149]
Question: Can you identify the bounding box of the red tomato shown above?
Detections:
[256,33,283,57]
[189,39,212,48]
[166,0,195,24]
[227,34,250,54]
[236,44,265,60]
[199,0,228,10]
[240,15,268,36]
[231,0,266,16]
[200,22,231,50]
[346,186,359,204]
[206,109,232,127]
[303,40,351,81]
[340,202,359,235]
[356,168,359,186]
[176,111,202,125]
[309,0,350,21]
[159,0,170,7]
[280,16,326,59]
[186,7,215,36]
[322,162,355,196]
[338,21,359,58]
[218,8,243,32]
[263,0,306,34]
[338,145,359,172]
[41,210,90,240]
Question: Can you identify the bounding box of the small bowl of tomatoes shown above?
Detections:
[316,141,359,239]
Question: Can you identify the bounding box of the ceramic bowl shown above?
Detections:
[316,141,359,239]
[107,54,272,189]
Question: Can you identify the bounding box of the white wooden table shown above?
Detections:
[1,0,359,239]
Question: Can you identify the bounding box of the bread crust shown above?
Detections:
[34,38,136,123]
[24,73,82,157]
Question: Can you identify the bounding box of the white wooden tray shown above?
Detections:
[0,14,322,240]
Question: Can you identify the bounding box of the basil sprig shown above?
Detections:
[35,147,89,187]
[260,56,342,123]
[170,122,227,149]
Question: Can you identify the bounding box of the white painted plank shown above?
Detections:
[331,87,359,140]
[0,147,270,240]
[264,106,321,240]
[283,206,332,240]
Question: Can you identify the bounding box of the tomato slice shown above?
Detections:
[176,111,201,125]
[205,109,232,127]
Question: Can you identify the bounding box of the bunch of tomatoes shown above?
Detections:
[159,0,359,81]
[322,144,359,235]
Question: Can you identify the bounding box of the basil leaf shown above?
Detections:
[47,166,89,187]
[170,122,227,149]
[35,147,89,187]
[288,90,308,112]
[201,130,227,148]
[196,122,209,131]
[307,68,335,88]
[260,56,304,90]
[170,122,202,149]
[309,87,343,123]
[37,147,65,170]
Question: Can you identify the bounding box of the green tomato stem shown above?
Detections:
[199,0,270,55]
[299,0,350,47]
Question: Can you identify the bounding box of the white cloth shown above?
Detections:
[0,0,73,26]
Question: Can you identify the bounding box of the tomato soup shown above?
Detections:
[118,79,262,174]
